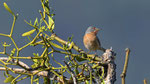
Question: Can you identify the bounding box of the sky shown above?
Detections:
[0,0,150,84]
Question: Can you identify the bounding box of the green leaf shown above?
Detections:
[92,64,99,69]
[85,80,89,84]
[10,48,16,56]
[32,58,38,63]
[33,53,39,57]
[45,56,50,67]
[49,41,64,50]
[32,53,40,63]
[51,14,55,17]
[44,0,50,14]
[65,55,69,59]
[68,42,74,50]
[68,35,74,42]
[41,26,46,30]
[34,18,38,26]
[2,42,11,47]
[48,16,55,30]
[6,57,12,62]
[4,75,14,83]
[22,29,36,37]
[3,2,15,16]
[33,76,39,84]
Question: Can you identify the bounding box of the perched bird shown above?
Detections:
[83,26,105,54]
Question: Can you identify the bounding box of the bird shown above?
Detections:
[83,26,105,54]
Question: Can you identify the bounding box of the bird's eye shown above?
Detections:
[93,27,96,30]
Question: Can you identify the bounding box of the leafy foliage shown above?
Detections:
[0,0,110,84]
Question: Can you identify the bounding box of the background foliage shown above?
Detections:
[0,0,150,84]
[0,0,116,84]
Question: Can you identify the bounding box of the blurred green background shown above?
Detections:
[0,0,150,84]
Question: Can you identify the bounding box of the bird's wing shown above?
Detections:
[96,36,106,52]
[96,36,101,46]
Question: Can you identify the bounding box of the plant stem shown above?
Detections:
[143,79,147,84]
[19,31,41,50]
[120,48,130,84]
[0,33,9,37]
[10,16,16,36]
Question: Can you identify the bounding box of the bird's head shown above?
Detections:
[85,26,100,34]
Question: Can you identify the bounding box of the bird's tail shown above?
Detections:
[98,47,106,52]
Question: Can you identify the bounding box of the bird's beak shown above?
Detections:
[95,28,100,32]
[94,28,100,34]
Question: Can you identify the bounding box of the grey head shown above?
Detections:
[85,26,100,34]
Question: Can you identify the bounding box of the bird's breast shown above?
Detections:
[83,33,100,51]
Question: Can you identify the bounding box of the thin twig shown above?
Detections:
[120,48,130,84]
[85,63,94,84]
[63,61,77,84]
[0,67,48,77]
[0,57,30,69]
[143,79,147,84]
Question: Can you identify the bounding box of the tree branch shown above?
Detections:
[0,57,30,69]
[101,48,116,84]
[120,48,130,84]
[64,61,77,84]
[50,33,102,61]
[143,79,147,84]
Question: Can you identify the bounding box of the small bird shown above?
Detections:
[83,26,105,54]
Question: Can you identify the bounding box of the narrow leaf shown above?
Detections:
[48,16,55,30]
[2,42,11,47]
[68,42,74,50]
[92,64,99,69]
[4,75,14,83]
[34,18,38,26]
[3,2,15,16]
[49,41,64,50]
[33,76,39,84]
[22,29,36,37]
[85,80,89,84]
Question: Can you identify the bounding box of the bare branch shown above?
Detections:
[143,79,147,84]
[64,61,77,84]
[0,57,30,69]
[120,48,130,84]
[101,48,116,84]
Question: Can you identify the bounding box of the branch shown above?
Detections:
[0,57,76,83]
[50,33,102,61]
[0,57,30,69]
[64,61,77,84]
[0,67,49,76]
[0,66,71,83]
[101,48,116,84]
[143,79,147,84]
[120,48,130,84]
[85,62,100,84]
